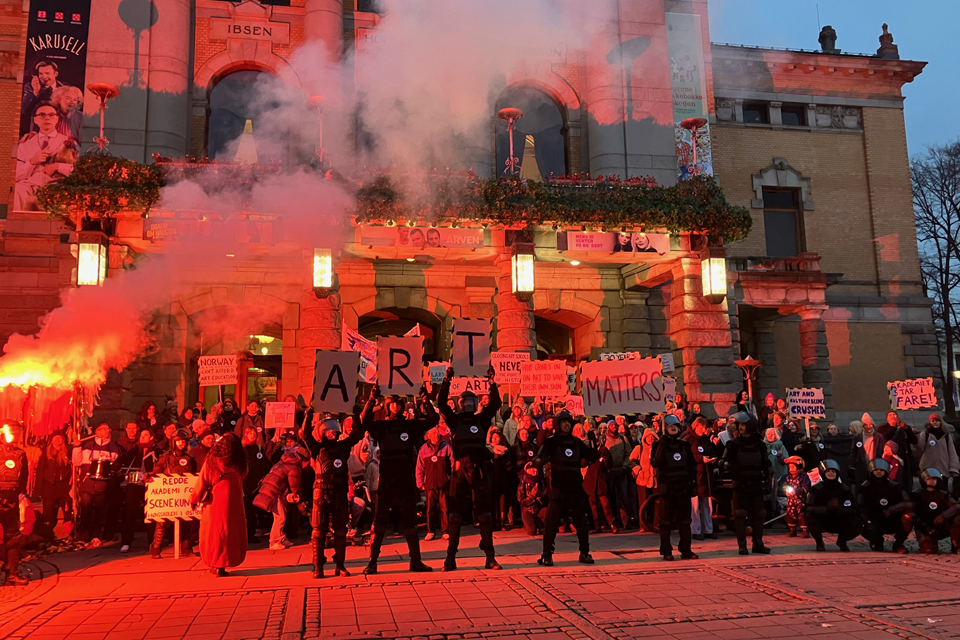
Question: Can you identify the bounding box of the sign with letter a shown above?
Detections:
[377,337,423,396]
[314,351,360,414]
[452,319,490,376]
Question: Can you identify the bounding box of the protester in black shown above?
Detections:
[438,366,502,571]
[535,410,597,566]
[857,458,910,553]
[0,423,28,585]
[721,412,771,555]
[362,386,438,575]
[115,428,159,553]
[903,468,960,554]
[302,411,364,577]
[651,415,699,560]
[805,459,862,551]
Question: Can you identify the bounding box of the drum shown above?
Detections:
[125,470,146,486]
[89,459,112,480]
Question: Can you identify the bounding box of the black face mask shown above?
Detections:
[927,424,945,439]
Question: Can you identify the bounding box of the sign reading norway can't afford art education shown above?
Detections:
[198,355,238,386]
[888,378,938,411]
[786,388,826,419]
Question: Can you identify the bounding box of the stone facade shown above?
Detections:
[0,0,937,425]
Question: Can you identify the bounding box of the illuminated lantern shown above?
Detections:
[77,230,108,286]
[700,246,727,304]
[313,247,334,297]
[511,242,535,302]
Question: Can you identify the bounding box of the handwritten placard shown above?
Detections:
[265,402,296,432]
[519,360,568,398]
[145,474,202,522]
[786,388,826,419]
[490,352,530,384]
[198,355,237,387]
[887,378,937,410]
[581,358,664,415]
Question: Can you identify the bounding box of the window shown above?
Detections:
[780,104,807,127]
[762,188,804,257]
[495,87,566,180]
[742,102,769,124]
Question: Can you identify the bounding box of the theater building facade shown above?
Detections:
[0,0,936,425]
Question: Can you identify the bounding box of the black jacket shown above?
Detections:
[362,398,438,478]
[652,434,697,496]
[806,478,857,517]
[438,379,502,460]
[721,433,771,493]
[536,433,597,492]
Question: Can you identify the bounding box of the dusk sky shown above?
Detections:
[708,0,958,158]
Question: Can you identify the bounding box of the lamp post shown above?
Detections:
[497,107,524,176]
[700,245,727,304]
[734,355,762,403]
[308,95,325,164]
[313,247,334,298]
[679,116,707,178]
[511,242,535,301]
[87,83,120,152]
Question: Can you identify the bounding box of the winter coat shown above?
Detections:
[582,439,611,497]
[242,443,270,495]
[154,450,197,475]
[416,441,452,491]
[682,431,715,498]
[37,451,72,500]
[631,429,659,489]
[765,439,788,480]
[193,455,247,569]
[853,432,886,487]
[914,428,960,477]
[253,452,302,511]
[877,422,919,484]
[235,413,265,444]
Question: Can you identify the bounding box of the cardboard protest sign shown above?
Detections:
[887,378,938,410]
[490,352,530,384]
[565,395,584,416]
[425,362,449,385]
[658,353,675,374]
[198,355,237,386]
[519,360,568,397]
[314,350,359,414]
[663,377,677,403]
[567,367,577,393]
[265,402,296,432]
[452,319,491,376]
[450,377,491,397]
[145,474,202,522]
[377,336,422,395]
[599,352,641,361]
[581,358,664,415]
[786,388,826,419]
[341,325,377,383]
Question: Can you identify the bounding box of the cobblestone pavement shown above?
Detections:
[0,529,958,640]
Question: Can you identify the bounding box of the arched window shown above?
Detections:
[207,70,287,162]
[495,87,566,180]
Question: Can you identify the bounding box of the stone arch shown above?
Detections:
[751,158,816,211]
[195,42,297,94]
[343,291,458,359]
[533,292,604,361]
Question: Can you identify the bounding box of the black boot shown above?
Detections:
[837,538,850,552]
[335,565,350,577]
[537,554,553,566]
[363,559,378,575]
[442,555,457,572]
[738,540,749,556]
[752,542,771,554]
[485,555,502,570]
[409,560,433,573]
[578,552,595,564]
[813,534,826,552]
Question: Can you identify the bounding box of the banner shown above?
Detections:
[450,377,491,397]
[358,226,485,249]
[581,359,664,416]
[145,474,202,522]
[377,336,422,395]
[425,362,449,385]
[198,355,238,387]
[565,395,584,416]
[314,350,359,414]
[341,325,377,383]
[557,232,670,255]
[519,360,568,398]
[665,11,713,179]
[600,352,642,361]
[15,0,91,212]
[786,388,826,419]
[887,378,938,411]
[663,377,676,403]
[451,318,490,376]
[265,401,296,432]
[491,352,530,384]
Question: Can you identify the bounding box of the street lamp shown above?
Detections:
[77,229,108,286]
[497,107,524,176]
[700,246,727,304]
[511,242,535,301]
[679,116,707,178]
[87,83,120,152]
[734,355,762,403]
[313,247,334,297]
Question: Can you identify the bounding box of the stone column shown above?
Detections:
[668,259,740,418]
[798,308,834,418]
[494,254,536,356]
[297,287,342,401]
[304,0,344,62]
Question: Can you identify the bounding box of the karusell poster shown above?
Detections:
[14,0,91,211]
[557,231,671,255]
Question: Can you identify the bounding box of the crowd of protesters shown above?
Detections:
[1,375,959,584]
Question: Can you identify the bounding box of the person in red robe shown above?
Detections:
[191,433,248,576]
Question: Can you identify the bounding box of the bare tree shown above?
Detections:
[913,141,960,415]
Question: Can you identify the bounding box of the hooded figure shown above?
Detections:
[857,458,910,553]
[438,366,503,571]
[534,410,598,566]
[914,414,960,479]
[805,459,862,552]
[903,468,960,554]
